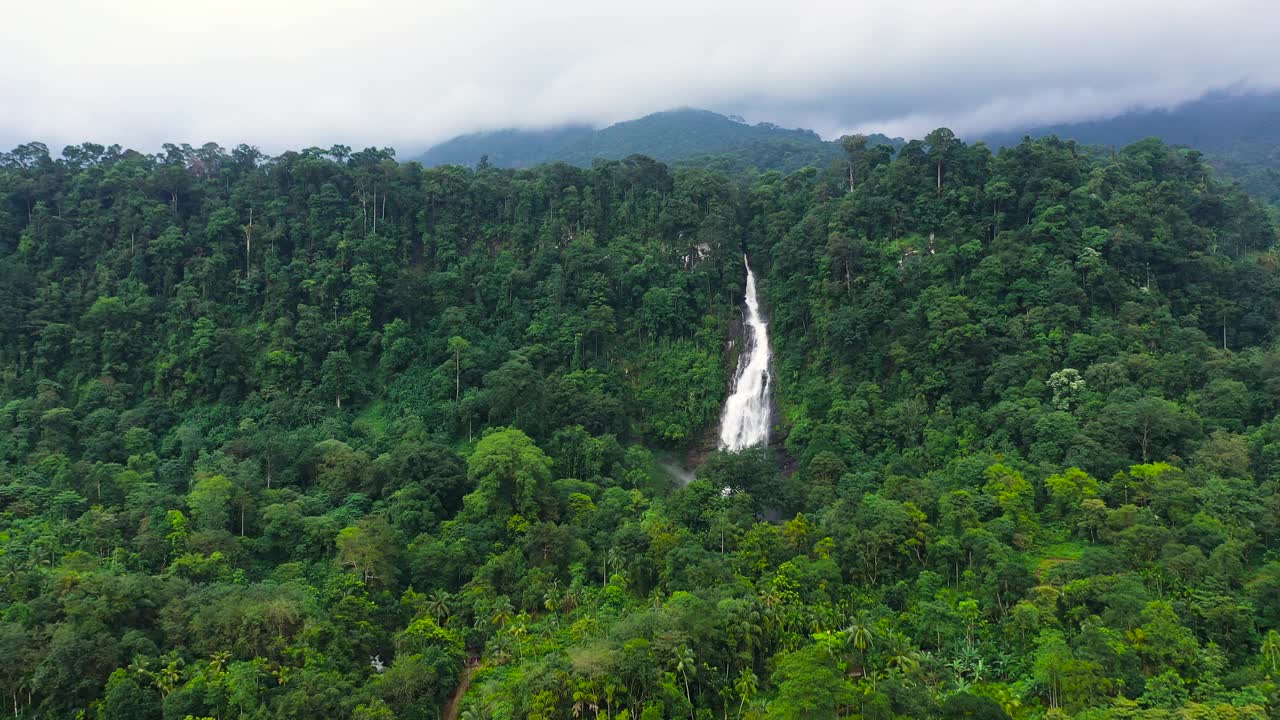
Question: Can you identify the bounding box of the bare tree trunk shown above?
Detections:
[245,206,253,273]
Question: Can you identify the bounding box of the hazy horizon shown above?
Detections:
[4,0,1280,154]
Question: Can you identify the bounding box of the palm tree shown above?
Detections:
[572,679,600,719]
[603,681,621,720]
[730,605,763,658]
[543,579,561,614]
[509,613,529,639]
[807,605,837,635]
[544,589,561,623]
[560,585,580,614]
[844,610,877,675]
[883,633,921,677]
[673,645,696,719]
[489,633,514,665]
[460,702,495,720]
[734,668,758,718]
[758,589,783,646]
[1263,629,1280,675]
[150,655,184,697]
[489,596,514,628]
[603,547,623,585]
[427,589,453,624]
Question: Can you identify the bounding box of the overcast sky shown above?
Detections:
[4,0,1280,155]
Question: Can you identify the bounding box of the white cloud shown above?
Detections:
[3,0,1278,153]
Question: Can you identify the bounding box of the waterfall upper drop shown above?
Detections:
[718,254,772,451]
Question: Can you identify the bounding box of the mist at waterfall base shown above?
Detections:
[718,254,772,452]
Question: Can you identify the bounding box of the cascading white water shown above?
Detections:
[718,254,772,451]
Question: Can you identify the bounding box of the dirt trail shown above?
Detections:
[442,659,478,720]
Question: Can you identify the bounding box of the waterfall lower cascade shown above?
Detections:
[718,254,772,451]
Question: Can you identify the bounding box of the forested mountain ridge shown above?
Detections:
[1,131,1280,720]
[979,91,1280,206]
[420,93,1280,207]
[418,109,901,175]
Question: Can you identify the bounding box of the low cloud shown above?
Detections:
[3,0,1278,153]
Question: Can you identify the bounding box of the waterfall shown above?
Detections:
[718,254,772,451]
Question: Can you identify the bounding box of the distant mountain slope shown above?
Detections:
[978,90,1280,204]
[419,94,1280,204]
[420,124,597,168]
[977,91,1280,151]
[418,109,898,174]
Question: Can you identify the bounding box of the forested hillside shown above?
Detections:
[421,95,1280,208]
[418,109,901,175]
[979,91,1280,205]
[2,131,1280,720]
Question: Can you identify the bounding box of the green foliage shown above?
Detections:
[980,90,1280,206]
[1,130,1278,720]
[768,645,851,718]
[466,427,553,519]
[633,340,726,444]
